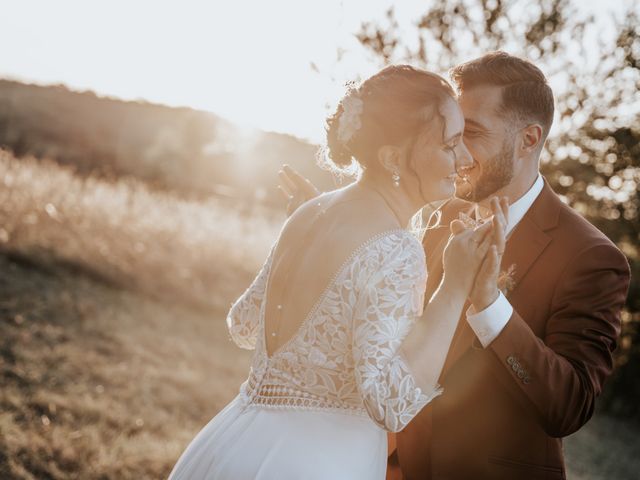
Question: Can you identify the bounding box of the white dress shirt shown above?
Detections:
[466,174,545,347]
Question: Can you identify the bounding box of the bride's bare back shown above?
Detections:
[263,186,400,357]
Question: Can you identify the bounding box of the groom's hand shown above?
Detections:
[277,164,321,216]
[469,197,508,311]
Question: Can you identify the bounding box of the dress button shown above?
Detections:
[523,376,531,385]
[276,304,283,310]
[506,356,515,365]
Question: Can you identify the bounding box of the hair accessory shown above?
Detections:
[337,88,364,145]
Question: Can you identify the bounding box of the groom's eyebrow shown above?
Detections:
[464,119,489,131]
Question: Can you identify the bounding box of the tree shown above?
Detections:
[353,0,640,420]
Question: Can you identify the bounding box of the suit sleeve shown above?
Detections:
[485,243,630,437]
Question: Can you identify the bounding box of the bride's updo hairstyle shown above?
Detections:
[323,65,456,176]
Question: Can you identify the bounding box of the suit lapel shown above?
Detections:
[498,180,560,298]
[499,216,551,298]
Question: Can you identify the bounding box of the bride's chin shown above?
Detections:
[413,178,455,204]
[440,179,456,197]
[424,187,455,204]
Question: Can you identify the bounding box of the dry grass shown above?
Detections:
[0,149,281,309]
[565,413,640,480]
[0,252,252,479]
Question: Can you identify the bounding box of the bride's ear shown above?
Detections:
[376,145,402,174]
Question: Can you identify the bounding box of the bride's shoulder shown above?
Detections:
[360,229,426,266]
[392,229,426,260]
[351,230,426,288]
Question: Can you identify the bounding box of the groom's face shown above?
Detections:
[456,85,516,202]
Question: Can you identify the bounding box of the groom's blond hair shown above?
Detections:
[450,51,554,138]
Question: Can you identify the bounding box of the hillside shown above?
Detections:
[0,79,338,203]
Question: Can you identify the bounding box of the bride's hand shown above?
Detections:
[441,217,493,295]
[277,164,321,216]
[469,197,509,311]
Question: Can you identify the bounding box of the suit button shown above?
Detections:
[523,376,531,385]
[517,369,525,379]
[507,356,516,366]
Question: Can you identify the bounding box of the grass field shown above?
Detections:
[1,151,638,479]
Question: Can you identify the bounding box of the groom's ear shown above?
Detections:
[377,145,402,173]
[520,123,543,153]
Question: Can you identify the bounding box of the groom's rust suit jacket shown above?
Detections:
[390,179,630,480]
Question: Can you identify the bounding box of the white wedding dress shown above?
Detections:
[168,229,442,480]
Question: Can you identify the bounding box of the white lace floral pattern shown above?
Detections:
[225,230,442,432]
[226,243,277,350]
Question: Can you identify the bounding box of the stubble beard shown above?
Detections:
[466,139,515,203]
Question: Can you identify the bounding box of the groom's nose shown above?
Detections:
[456,142,474,170]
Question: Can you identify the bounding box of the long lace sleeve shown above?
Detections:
[352,235,443,432]
[226,242,276,350]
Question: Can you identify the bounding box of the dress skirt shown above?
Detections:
[168,394,387,480]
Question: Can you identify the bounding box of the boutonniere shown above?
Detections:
[498,263,517,296]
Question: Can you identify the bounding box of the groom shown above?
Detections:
[278,51,630,479]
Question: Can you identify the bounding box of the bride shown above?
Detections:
[169,65,507,479]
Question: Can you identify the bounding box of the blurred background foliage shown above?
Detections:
[353,0,640,422]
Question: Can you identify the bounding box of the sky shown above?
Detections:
[0,0,624,144]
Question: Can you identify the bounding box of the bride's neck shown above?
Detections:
[356,171,419,228]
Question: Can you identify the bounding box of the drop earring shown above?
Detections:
[392,171,400,188]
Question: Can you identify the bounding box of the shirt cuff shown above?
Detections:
[466,292,513,348]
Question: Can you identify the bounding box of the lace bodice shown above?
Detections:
[226,229,442,432]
